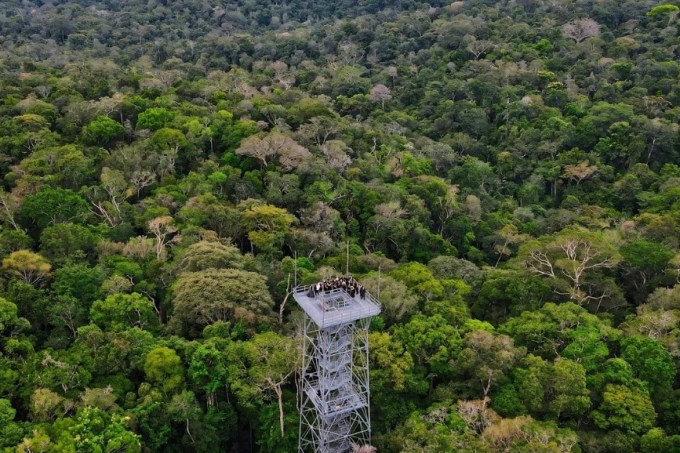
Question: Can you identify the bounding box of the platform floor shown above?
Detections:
[293,286,381,328]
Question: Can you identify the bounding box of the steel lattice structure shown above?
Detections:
[294,280,381,453]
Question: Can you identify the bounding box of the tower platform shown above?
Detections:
[293,284,381,329]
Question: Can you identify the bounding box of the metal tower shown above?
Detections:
[294,277,381,453]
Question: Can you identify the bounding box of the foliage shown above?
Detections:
[620,336,676,400]
[176,240,248,272]
[2,250,51,286]
[170,268,274,336]
[18,188,90,232]
[82,116,126,147]
[0,0,679,450]
[591,384,656,434]
[144,347,185,394]
[90,293,159,332]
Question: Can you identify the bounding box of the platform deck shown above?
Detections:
[293,285,381,328]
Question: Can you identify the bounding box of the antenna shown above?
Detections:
[345,241,350,276]
[294,251,298,288]
[377,264,381,302]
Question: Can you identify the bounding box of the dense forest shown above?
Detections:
[1,0,680,451]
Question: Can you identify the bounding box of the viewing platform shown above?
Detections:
[293,279,381,329]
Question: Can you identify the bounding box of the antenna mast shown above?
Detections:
[377,264,381,302]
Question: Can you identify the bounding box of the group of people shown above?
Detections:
[307,276,367,300]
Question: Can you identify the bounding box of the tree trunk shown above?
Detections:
[275,384,285,437]
[186,418,196,444]
[279,274,292,324]
[494,242,507,268]
[647,136,657,163]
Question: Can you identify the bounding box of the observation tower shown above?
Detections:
[294,276,381,453]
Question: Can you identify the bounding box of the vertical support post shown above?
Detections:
[377,264,381,302]
[362,317,372,448]
[298,316,306,453]
[294,251,298,288]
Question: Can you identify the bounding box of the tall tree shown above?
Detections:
[516,227,621,307]
[2,250,51,286]
[227,332,298,437]
[170,268,274,336]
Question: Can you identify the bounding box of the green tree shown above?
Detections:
[166,390,203,447]
[40,223,98,261]
[149,128,188,156]
[82,116,126,147]
[0,398,22,448]
[501,302,618,360]
[255,398,299,453]
[591,384,657,434]
[170,268,274,336]
[131,388,172,450]
[640,428,680,452]
[240,201,296,256]
[621,336,676,401]
[176,193,239,238]
[48,295,87,339]
[90,293,159,332]
[549,358,591,419]
[360,275,418,324]
[511,354,552,415]
[647,4,680,18]
[51,408,141,452]
[620,240,674,303]
[136,107,175,130]
[18,187,89,231]
[472,270,552,323]
[16,145,95,190]
[144,347,184,394]
[0,297,31,353]
[51,263,106,304]
[589,358,637,396]
[456,330,525,399]
[560,325,611,372]
[188,344,228,408]
[377,404,483,452]
[227,332,298,437]
[390,262,445,303]
[0,230,32,259]
[393,314,461,380]
[369,331,425,432]
[176,240,247,272]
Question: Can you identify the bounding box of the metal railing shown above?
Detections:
[294,279,382,309]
